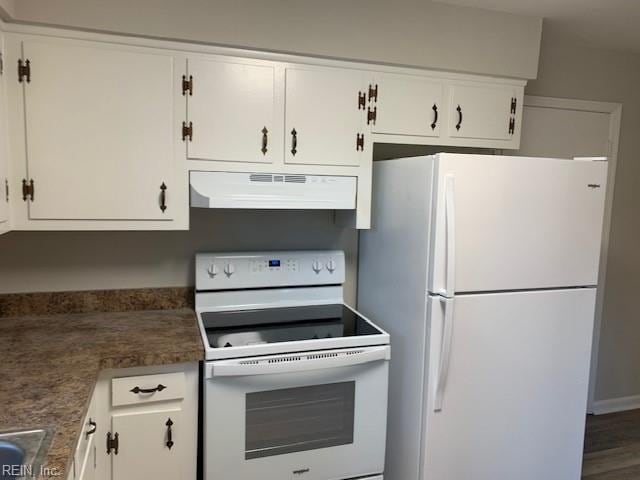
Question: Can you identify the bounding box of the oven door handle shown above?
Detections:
[207,346,390,378]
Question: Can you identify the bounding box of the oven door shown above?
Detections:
[204,345,390,480]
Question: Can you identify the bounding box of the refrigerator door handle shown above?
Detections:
[435,296,454,412]
[442,174,456,297]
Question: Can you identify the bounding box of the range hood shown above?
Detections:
[190,171,357,210]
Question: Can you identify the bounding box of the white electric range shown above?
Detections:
[195,250,390,480]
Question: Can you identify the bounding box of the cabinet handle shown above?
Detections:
[159,183,167,213]
[261,127,268,155]
[130,383,166,394]
[431,104,438,130]
[166,418,174,450]
[455,105,463,131]
[291,128,298,156]
[86,419,97,439]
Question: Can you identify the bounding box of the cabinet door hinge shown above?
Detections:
[367,106,377,125]
[510,97,517,115]
[356,133,365,151]
[368,84,378,103]
[22,179,34,201]
[508,117,515,135]
[182,75,193,96]
[358,91,366,110]
[18,59,30,83]
[182,121,193,141]
[106,432,119,455]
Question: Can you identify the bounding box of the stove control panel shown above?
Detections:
[195,250,345,291]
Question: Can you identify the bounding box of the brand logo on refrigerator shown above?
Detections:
[293,468,310,475]
[587,184,601,189]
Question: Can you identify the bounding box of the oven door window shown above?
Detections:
[245,381,355,459]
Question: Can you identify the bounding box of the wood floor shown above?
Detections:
[583,409,640,479]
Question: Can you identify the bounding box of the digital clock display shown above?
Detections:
[268,259,281,267]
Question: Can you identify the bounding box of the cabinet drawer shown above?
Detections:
[112,372,185,407]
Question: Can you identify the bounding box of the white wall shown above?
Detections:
[0,0,14,20]
[527,32,640,403]
[9,0,542,79]
[0,209,360,304]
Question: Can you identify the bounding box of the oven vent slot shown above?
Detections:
[239,359,259,365]
[307,352,340,360]
[267,356,302,364]
[345,350,365,356]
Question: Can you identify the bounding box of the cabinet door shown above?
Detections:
[448,83,518,141]
[22,40,177,221]
[77,433,96,480]
[186,58,276,163]
[285,67,366,166]
[372,74,444,137]
[0,34,9,233]
[74,384,99,480]
[111,409,184,480]
[0,98,8,232]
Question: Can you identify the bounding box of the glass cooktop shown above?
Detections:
[201,304,382,348]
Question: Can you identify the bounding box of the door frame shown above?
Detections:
[523,95,622,413]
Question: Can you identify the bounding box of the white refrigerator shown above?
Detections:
[358,153,607,480]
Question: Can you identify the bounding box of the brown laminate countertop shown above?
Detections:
[0,308,204,479]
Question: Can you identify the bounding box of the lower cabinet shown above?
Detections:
[68,363,198,480]
[111,409,184,480]
[72,387,99,480]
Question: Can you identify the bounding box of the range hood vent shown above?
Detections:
[190,171,357,210]
[248,173,308,184]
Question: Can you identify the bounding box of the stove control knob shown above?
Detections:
[312,260,323,273]
[224,263,236,276]
[326,259,337,273]
[207,264,219,277]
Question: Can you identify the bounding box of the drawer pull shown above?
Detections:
[86,419,97,438]
[455,105,463,131]
[166,418,174,450]
[130,384,166,394]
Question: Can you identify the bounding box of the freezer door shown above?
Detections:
[429,154,607,294]
[422,289,596,480]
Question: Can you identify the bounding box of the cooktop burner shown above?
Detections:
[201,304,382,348]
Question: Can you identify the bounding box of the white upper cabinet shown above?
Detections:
[284,66,367,166]
[448,83,520,141]
[186,57,277,163]
[371,73,444,137]
[19,40,180,223]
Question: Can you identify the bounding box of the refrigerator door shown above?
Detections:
[422,288,596,480]
[429,154,607,294]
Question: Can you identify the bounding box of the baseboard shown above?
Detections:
[592,394,640,415]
